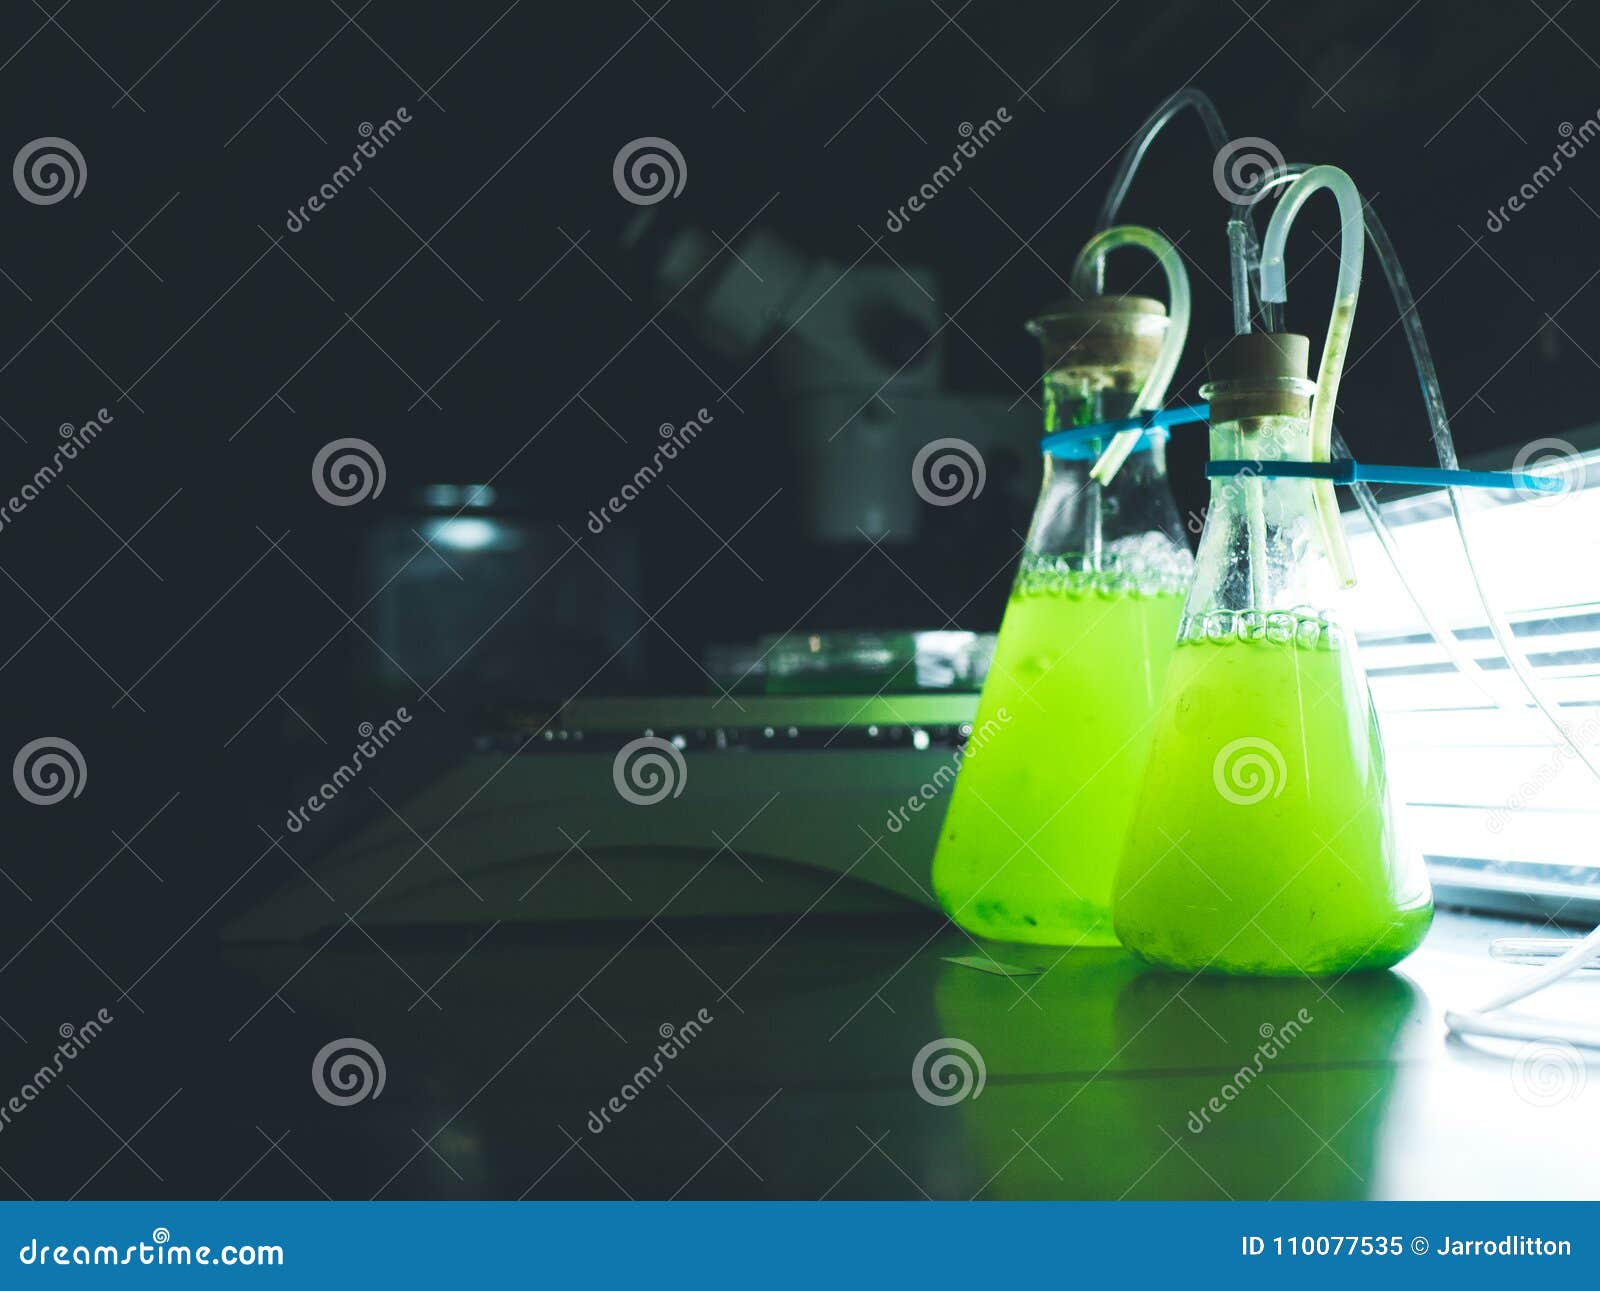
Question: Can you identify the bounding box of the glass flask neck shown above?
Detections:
[1041,370,1138,433]
[1020,372,1190,592]
[1183,411,1347,644]
[1206,412,1312,463]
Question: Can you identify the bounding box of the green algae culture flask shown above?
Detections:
[930,293,1193,946]
[1112,334,1433,976]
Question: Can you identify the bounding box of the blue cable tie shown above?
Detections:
[1039,402,1210,460]
[1206,459,1562,494]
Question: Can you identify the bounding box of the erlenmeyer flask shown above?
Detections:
[1112,335,1433,975]
[931,296,1192,946]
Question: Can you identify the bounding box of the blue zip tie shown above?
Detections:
[1039,402,1210,460]
[1206,459,1562,494]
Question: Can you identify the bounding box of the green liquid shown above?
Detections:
[1112,630,1433,976]
[931,578,1184,946]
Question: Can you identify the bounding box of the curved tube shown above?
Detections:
[1246,165,1600,783]
[1359,203,1600,789]
[1227,219,1252,336]
[1470,919,1600,1015]
[1104,101,1600,1018]
[1446,915,1600,1048]
[1258,165,1363,586]
[1094,87,1266,315]
[1259,164,1363,308]
[1256,167,1600,1019]
[1445,1007,1600,1052]
[1225,170,1533,714]
[1068,226,1191,485]
[1069,226,1190,408]
[1096,90,1231,224]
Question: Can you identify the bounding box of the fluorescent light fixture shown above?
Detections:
[1342,442,1600,906]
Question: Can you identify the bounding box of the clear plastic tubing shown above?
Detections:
[1092,90,1600,1039]
[1445,917,1600,1049]
[1227,220,1252,336]
[1234,177,1524,716]
[1490,939,1600,971]
[1256,168,1600,1040]
[1068,226,1191,485]
[1248,170,1600,781]
[1094,89,1270,328]
[1257,165,1363,587]
[1092,88,1242,293]
[1107,106,1591,760]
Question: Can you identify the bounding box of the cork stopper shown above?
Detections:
[1026,295,1168,392]
[1202,333,1315,423]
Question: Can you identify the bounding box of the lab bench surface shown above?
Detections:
[44,908,1598,1200]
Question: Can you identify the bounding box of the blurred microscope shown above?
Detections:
[238,191,1035,940]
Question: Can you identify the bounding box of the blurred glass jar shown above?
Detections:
[359,485,645,710]
[757,629,995,694]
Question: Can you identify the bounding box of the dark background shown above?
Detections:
[0,0,1595,1198]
